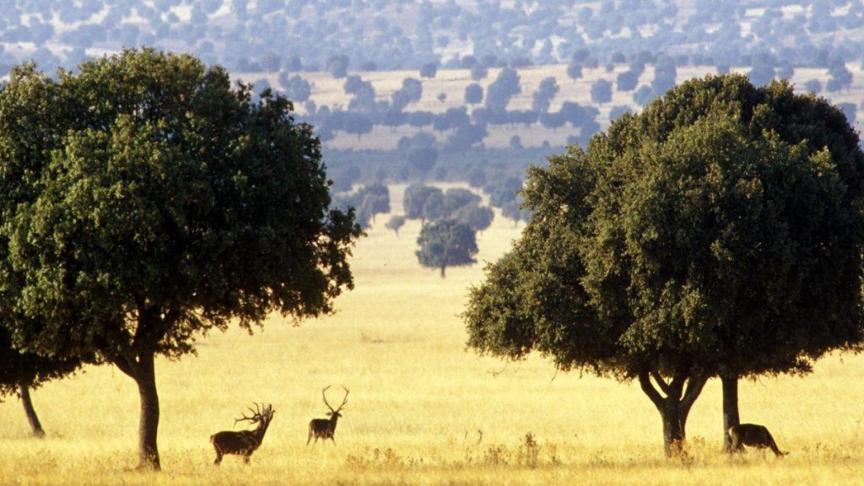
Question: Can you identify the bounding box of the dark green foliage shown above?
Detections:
[0,324,86,398]
[0,50,361,469]
[466,74,864,455]
[407,147,439,176]
[416,219,478,277]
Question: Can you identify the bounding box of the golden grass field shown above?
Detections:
[2,185,864,485]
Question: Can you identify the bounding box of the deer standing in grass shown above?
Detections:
[210,403,275,464]
[728,423,787,457]
[307,386,349,445]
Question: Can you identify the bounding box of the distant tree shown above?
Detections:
[532,76,559,112]
[404,185,443,219]
[566,63,583,80]
[804,79,822,93]
[422,190,447,221]
[609,105,632,121]
[485,67,521,110]
[0,324,89,437]
[342,113,373,140]
[443,188,482,215]
[827,63,853,92]
[280,74,311,102]
[590,79,613,103]
[464,83,484,104]
[651,61,677,93]
[453,203,494,233]
[510,134,524,149]
[748,64,776,86]
[616,69,640,91]
[392,78,423,111]
[470,64,488,80]
[386,215,406,236]
[839,102,857,124]
[420,62,439,78]
[633,85,654,105]
[486,176,523,208]
[467,168,487,188]
[445,123,488,150]
[417,220,478,277]
[327,55,350,78]
[0,51,360,470]
[407,147,439,176]
[437,92,447,102]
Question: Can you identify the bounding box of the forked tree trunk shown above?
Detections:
[19,384,45,438]
[721,374,741,452]
[639,370,708,457]
[134,352,161,470]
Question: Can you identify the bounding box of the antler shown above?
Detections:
[334,385,350,412]
[322,385,335,412]
[234,402,263,426]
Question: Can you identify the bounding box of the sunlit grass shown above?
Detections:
[1,195,863,484]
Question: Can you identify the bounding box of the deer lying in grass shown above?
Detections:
[728,423,787,457]
[307,385,349,445]
[211,403,275,464]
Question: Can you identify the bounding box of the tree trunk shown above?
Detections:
[134,352,161,470]
[660,400,685,456]
[721,374,741,452]
[440,265,446,278]
[19,384,45,438]
[639,370,707,457]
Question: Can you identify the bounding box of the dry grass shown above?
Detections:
[1,186,863,484]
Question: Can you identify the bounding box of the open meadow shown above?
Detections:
[1,186,863,485]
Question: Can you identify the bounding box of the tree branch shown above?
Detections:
[680,374,708,423]
[650,370,671,396]
[638,369,665,411]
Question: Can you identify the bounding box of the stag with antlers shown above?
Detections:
[210,403,275,465]
[307,386,349,445]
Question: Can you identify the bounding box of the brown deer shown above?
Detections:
[307,385,349,444]
[210,403,275,465]
[728,423,787,457]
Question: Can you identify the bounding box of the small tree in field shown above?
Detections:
[0,50,361,470]
[417,220,478,277]
[465,75,864,456]
[0,323,89,437]
[386,215,406,236]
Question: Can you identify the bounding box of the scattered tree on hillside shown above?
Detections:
[464,83,484,104]
[0,51,361,470]
[420,61,438,78]
[327,54,350,78]
[417,219,478,277]
[590,79,613,103]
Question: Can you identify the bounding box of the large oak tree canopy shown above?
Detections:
[465,74,864,455]
[0,49,360,469]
